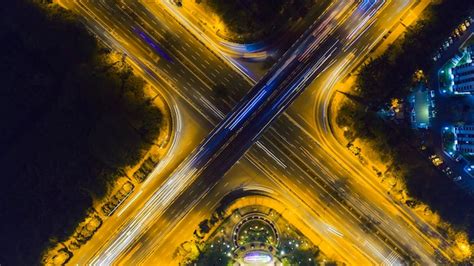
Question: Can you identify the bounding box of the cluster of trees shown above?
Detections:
[195,211,223,239]
[337,0,474,240]
[189,240,231,266]
[199,0,313,43]
[0,1,162,264]
[279,238,320,266]
[69,213,103,250]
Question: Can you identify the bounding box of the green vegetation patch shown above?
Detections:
[0,1,162,264]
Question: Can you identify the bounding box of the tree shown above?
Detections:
[198,219,211,235]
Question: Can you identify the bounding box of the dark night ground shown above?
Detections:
[0,1,162,264]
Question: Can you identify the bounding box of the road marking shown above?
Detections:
[325,224,344,237]
[117,190,143,217]
[256,141,287,169]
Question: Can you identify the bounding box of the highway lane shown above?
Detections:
[159,0,336,65]
[59,0,456,262]
[54,0,237,262]
[97,0,252,114]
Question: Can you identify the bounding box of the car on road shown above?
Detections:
[430,155,443,166]
[454,176,462,182]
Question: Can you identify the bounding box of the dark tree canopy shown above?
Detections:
[203,0,313,42]
[0,1,162,264]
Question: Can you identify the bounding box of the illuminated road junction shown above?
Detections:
[4,0,474,265]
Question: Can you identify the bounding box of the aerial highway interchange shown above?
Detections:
[55,0,455,264]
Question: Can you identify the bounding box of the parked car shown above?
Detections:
[453,28,461,37]
[464,19,470,27]
[430,155,444,166]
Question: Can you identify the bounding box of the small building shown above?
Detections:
[451,45,474,94]
[452,62,474,94]
[454,125,474,153]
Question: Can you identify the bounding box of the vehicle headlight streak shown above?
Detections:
[344,0,387,51]
[161,0,257,83]
[226,1,355,133]
[272,40,340,114]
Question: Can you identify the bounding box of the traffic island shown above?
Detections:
[177,204,336,265]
